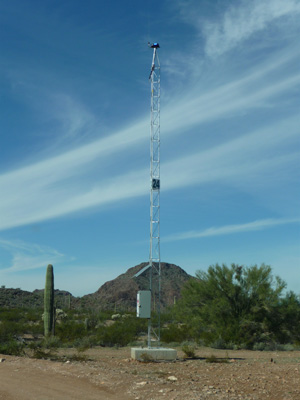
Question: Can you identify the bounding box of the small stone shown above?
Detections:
[136,381,147,386]
[167,376,178,382]
[0,358,5,362]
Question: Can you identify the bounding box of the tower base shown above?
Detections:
[131,347,177,361]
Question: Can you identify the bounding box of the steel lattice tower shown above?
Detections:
[134,43,161,349]
[149,43,161,347]
[150,45,160,271]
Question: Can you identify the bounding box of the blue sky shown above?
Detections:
[0,0,299,296]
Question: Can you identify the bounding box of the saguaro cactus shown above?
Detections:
[44,264,54,337]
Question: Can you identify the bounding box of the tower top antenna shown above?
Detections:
[148,42,160,48]
[148,42,160,79]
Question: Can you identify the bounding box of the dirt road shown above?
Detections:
[0,347,299,399]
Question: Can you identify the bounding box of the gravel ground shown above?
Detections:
[0,347,299,399]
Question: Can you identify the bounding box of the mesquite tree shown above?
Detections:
[174,264,300,347]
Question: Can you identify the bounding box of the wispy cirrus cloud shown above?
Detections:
[0,239,65,272]
[197,0,300,57]
[0,111,298,232]
[0,44,299,231]
[0,0,299,233]
[163,68,300,137]
[43,93,97,143]
[163,218,300,242]
[163,115,299,188]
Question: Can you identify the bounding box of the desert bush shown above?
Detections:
[181,342,196,358]
[252,342,297,351]
[280,343,296,351]
[252,342,267,351]
[73,336,91,353]
[96,316,147,347]
[206,354,229,364]
[0,320,22,340]
[43,336,61,349]
[0,340,24,356]
[161,323,190,343]
[31,347,54,360]
[25,309,43,323]
[28,338,61,360]
[0,307,44,339]
[0,308,24,322]
[55,320,86,343]
[97,321,136,347]
[210,338,227,349]
[139,352,154,363]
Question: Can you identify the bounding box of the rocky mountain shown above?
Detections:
[82,262,194,311]
[0,262,194,311]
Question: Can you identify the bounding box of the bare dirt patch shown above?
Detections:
[0,347,299,399]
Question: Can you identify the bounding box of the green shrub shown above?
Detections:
[31,347,54,360]
[0,340,24,356]
[161,323,190,343]
[281,343,295,351]
[139,352,154,363]
[0,308,24,322]
[181,342,196,358]
[97,321,136,347]
[206,354,229,364]
[210,338,227,349]
[43,336,61,349]
[56,321,86,343]
[252,342,296,351]
[74,337,91,353]
[28,339,59,360]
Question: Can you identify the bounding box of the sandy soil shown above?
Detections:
[0,347,299,399]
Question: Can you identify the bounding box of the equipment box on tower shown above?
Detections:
[137,290,151,318]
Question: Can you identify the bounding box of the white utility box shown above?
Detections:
[137,290,151,318]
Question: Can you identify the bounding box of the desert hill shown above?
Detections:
[82,262,193,311]
[0,262,193,311]
[0,287,72,309]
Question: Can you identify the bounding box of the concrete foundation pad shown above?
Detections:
[131,347,177,361]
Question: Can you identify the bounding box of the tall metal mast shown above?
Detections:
[134,43,161,349]
[149,42,161,347]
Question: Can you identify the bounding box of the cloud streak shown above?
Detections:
[0,239,65,272]
[163,218,300,242]
[0,111,298,232]
[0,0,299,232]
[163,68,300,137]
[201,0,300,57]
